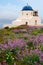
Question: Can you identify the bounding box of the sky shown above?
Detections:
[0,0,43,28]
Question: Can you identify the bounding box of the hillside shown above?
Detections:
[0,25,43,44]
[0,25,43,65]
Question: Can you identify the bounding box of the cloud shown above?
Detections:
[0,3,21,20]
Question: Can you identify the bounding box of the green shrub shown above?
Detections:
[21,54,40,65]
[27,42,34,50]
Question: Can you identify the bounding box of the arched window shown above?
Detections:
[35,20,37,25]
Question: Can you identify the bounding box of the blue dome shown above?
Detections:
[22,5,33,11]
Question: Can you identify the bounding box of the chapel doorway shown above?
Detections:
[26,22,28,25]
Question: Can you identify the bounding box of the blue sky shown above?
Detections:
[0,0,43,27]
